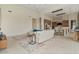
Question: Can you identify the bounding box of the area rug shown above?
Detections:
[15,36,44,53]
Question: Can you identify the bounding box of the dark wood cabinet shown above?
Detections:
[62,20,69,27]
[76,32,79,40]
[52,22,57,29]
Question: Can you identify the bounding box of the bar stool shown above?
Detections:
[27,33,36,45]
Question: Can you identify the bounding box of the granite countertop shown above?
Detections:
[74,30,79,32]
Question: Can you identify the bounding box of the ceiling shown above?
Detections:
[22,4,79,17]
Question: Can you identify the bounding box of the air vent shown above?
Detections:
[51,9,63,13]
[56,13,66,16]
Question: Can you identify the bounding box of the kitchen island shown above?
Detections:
[34,30,55,43]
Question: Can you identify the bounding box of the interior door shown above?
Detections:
[32,18,37,29]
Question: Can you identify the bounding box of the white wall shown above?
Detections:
[0,5,53,37]
[69,12,77,25]
[1,5,39,36]
[0,8,1,27]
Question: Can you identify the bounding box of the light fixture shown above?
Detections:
[8,10,12,13]
[56,13,66,16]
[51,9,63,13]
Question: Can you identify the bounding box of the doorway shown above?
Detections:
[32,18,37,30]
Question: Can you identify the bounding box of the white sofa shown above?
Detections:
[34,30,54,43]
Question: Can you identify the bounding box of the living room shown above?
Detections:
[0,4,79,54]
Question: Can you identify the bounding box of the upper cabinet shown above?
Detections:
[62,20,69,27]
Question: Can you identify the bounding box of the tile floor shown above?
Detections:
[0,36,79,54]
